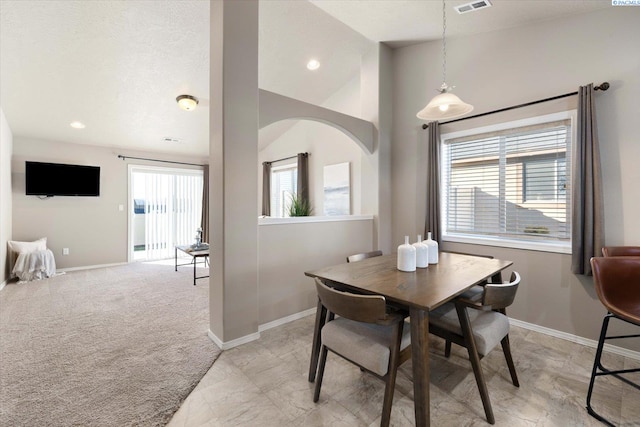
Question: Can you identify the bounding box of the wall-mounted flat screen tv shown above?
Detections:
[25,161,101,197]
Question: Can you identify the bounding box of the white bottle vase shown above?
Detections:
[413,235,429,268]
[424,232,439,264]
[397,236,416,272]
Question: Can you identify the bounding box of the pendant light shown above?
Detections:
[417,0,473,121]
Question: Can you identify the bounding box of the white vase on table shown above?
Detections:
[397,236,416,272]
[413,235,429,268]
[423,232,439,264]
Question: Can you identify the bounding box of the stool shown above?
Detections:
[587,256,640,426]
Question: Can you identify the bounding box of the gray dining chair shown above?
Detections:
[346,249,383,263]
[429,271,521,425]
[313,278,411,427]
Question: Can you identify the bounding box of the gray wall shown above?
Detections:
[258,217,374,324]
[392,7,640,350]
[11,137,206,269]
[0,109,13,284]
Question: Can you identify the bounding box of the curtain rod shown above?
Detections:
[263,152,309,166]
[421,82,610,130]
[117,154,204,167]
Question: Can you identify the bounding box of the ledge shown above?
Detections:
[259,215,374,226]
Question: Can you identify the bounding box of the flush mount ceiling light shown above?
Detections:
[176,94,199,111]
[417,0,473,122]
[306,59,320,70]
[70,121,86,129]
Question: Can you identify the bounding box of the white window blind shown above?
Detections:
[442,118,572,244]
[270,165,297,218]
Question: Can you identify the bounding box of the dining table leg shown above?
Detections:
[410,307,430,427]
[308,298,327,382]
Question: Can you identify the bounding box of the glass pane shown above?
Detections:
[442,119,571,242]
[270,167,298,218]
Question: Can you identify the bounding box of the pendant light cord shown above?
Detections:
[441,0,447,87]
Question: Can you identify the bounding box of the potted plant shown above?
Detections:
[288,193,313,217]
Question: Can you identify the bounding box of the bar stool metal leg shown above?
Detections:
[586,312,640,426]
[586,314,615,427]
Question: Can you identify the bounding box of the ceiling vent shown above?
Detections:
[454,0,492,14]
[162,137,183,144]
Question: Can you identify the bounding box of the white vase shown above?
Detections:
[423,232,439,264]
[413,235,429,268]
[397,236,416,272]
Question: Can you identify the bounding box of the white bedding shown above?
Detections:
[12,249,57,282]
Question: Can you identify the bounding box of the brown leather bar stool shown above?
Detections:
[587,256,640,426]
[602,246,640,257]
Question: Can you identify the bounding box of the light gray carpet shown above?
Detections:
[0,262,220,426]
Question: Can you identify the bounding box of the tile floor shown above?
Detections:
[168,315,639,426]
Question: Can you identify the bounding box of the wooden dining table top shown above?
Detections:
[305,252,513,311]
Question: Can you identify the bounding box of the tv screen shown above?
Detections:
[25,161,100,197]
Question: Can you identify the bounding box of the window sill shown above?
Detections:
[259,215,374,226]
[443,233,571,254]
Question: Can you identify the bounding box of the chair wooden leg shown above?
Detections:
[308,300,327,382]
[380,323,404,427]
[455,303,495,425]
[380,369,397,427]
[501,335,519,387]
[314,346,329,403]
[444,340,452,358]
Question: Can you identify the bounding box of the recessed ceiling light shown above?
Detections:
[306,59,320,71]
[70,121,85,129]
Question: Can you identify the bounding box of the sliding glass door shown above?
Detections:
[129,165,203,261]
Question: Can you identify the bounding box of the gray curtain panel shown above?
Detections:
[200,164,210,242]
[297,152,310,206]
[425,121,442,244]
[571,83,604,275]
[262,162,271,216]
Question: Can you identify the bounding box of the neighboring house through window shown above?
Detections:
[440,111,575,253]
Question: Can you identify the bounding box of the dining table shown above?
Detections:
[304,251,512,427]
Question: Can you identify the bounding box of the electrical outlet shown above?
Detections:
[63,248,69,255]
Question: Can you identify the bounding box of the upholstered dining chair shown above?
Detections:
[587,257,640,426]
[346,249,383,263]
[429,271,521,425]
[602,246,640,257]
[313,278,411,427]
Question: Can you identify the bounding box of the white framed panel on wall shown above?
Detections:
[323,162,350,216]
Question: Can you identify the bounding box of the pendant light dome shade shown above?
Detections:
[416,90,474,121]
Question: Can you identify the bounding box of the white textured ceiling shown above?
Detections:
[310,0,611,48]
[0,0,611,158]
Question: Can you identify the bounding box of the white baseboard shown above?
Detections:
[208,307,317,350]
[259,307,316,332]
[57,262,128,273]
[0,278,8,291]
[510,318,640,361]
[208,329,260,350]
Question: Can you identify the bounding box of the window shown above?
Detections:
[270,164,297,217]
[441,112,574,252]
[130,166,203,260]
